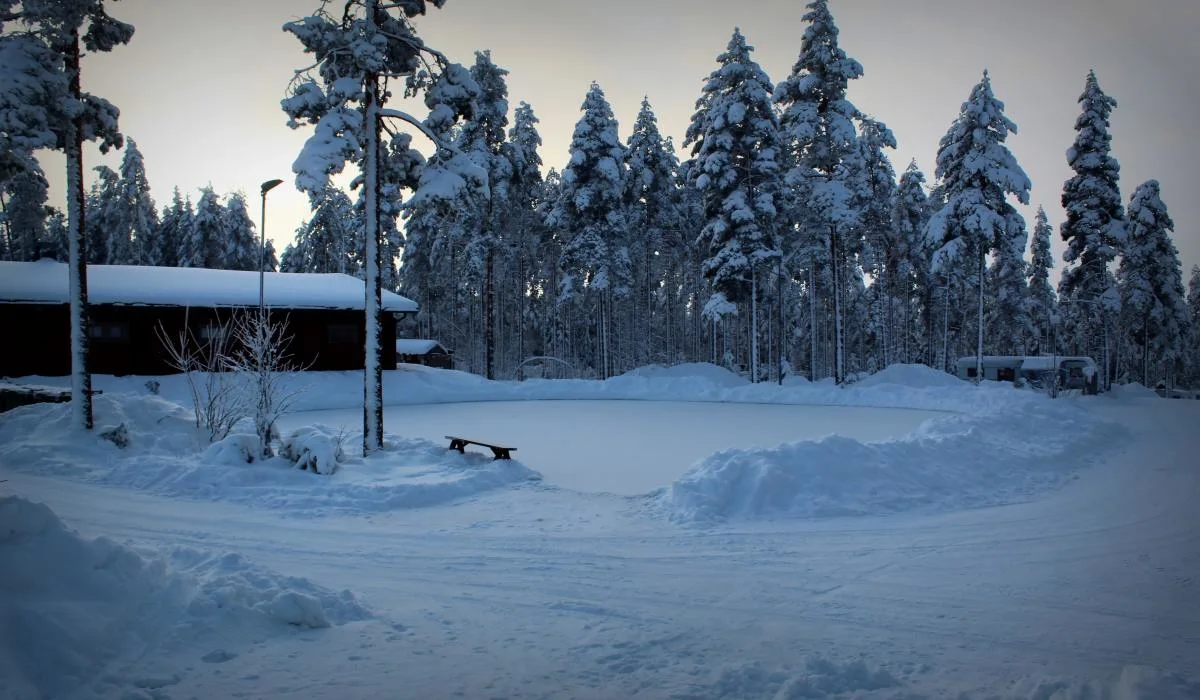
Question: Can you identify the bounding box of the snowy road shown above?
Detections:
[6,397,1199,699]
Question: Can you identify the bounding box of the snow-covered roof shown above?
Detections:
[0,260,418,313]
[395,339,445,355]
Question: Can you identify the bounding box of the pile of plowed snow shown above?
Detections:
[0,394,541,517]
[0,496,369,699]
[656,391,1122,523]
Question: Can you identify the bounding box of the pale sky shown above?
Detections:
[43,0,1200,280]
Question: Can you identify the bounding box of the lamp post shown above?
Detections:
[259,179,284,316]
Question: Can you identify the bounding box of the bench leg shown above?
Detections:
[449,439,466,453]
[491,448,510,460]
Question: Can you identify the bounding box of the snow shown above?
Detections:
[0,260,418,312]
[2,363,1198,698]
[394,338,444,354]
[0,495,369,700]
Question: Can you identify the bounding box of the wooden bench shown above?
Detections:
[445,435,516,460]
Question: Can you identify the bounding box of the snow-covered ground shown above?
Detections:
[2,364,1198,699]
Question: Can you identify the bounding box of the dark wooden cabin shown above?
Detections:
[0,261,418,377]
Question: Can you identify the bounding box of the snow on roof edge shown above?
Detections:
[0,260,418,313]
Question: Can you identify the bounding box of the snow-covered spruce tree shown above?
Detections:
[1117,181,1190,386]
[549,82,628,379]
[1058,70,1124,388]
[221,192,259,271]
[0,164,49,261]
[83,165,119,263]
[156,188,192,268]
[289,185,360,274]
[1188,265,1200,387]
[458,50,511,379]
[2,1,132,430]
[890,160,931,365]
[851,116,897,367]
[44,209,68,261]
[184,186,223,268]
[773,0,866,384]
[986,218,1030,355]
[685,29,783,383]
[926,71,1031,380]
[112,138,159,265]
[284,0,483,453]
[624,97,681,368]
[500,100,545,376]
[1027,206,1057,354]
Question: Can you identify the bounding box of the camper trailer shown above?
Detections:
[954,356,1099,394]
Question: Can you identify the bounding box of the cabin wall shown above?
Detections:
[0,303,397,377]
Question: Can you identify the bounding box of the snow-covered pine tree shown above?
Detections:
[624,97,680,368]
[222,192,259,271]
[549,82,628,379]
[186,186,223,268]
[2,1,132,430]
[157,188,192,268]
[113,138,159,265]
[774,0,866,384]
[685,29,783,383]
[1058,70,1124,388]
[0,164,49,261]
[1117,181,1190,386]
[891,161,931,364]
[927,71,1031,380]
[1027,207,1056,354]
[284,0,483,452]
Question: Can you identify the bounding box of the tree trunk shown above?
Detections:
[65,30,92,431]
[485,246,495,380]
[809,262,818,381]
[361,2,384,453]
[750,270,759,383]
[831,226,844,384]
[976,252,984,382]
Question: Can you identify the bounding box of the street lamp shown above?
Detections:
[259,179,284,317]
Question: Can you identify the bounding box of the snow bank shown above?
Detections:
[11,361,989,416]
[0,394,541,517]
[685,655,898,699]
[0,496,369,700]
[657,391,1123,523]
[851,362,967,390]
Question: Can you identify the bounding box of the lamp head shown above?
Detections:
[261,178,284,195]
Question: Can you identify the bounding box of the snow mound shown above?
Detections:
[687,655,898,699]
[280,424,346,474]
[852,362,967,390]
[0,394,541,516]
[617,362,748,388]
[658,394,1122,523]
[0,497,370,700]
[1109,382,1159,399]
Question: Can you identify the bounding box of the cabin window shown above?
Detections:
[966,367,977,378]
[997,367,1016,382]
[327,324,358,344]
[197,324,227,343]
[88,322,129,343]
